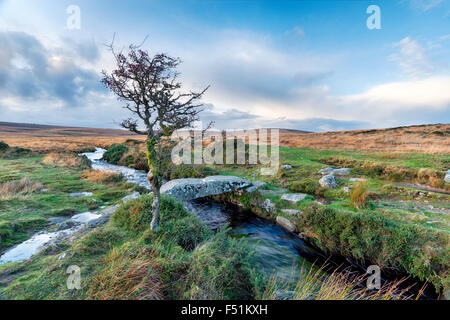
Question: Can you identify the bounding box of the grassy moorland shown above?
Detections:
[0,122,448,299]
[92,137,450,295]
[0,122,144,153]
[213,147,449,294]
[0,146,141,253]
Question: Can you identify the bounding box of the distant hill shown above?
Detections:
[0,122,133,137]
[278,123,449,154]
[0,121,448,154]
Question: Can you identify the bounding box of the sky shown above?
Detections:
[0,0,449,132]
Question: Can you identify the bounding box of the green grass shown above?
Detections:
[204,146,449,293]
[0,195,258,300]
[0,156,139,253]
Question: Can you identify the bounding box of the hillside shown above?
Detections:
[279,124,450,154]
[0,122,448,154]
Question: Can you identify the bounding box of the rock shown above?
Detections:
[122,192,141,202]
[282,164,292,170]
[161,176,251,201]
[281,209,300,216]
[332,168,351,176]
[343,186,351,193]
[100,204,120,215]
[276,216,296,233]
[319,167,350,176]
[349,177,366,182]
[281,193,308,203]
[69,192,93,198]
[319,167,334,175]
[58,253,67,260]
[258,188,287,196]
[445,170,450,183]
[319,174,338,189]
[261,199,276,213]
[245,181,266,193]
[88,215,110,228]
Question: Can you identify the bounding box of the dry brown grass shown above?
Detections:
[1,122,448,154]
[0,177,42,200]
[42,152,89,168]
[263,264,425,300]
[279,123,450,154]
[0,122,144,153]
[82,169,123,184]
[351,181,370,209]
[86,247,165,300]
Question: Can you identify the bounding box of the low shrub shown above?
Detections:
[102,144,128,164]
[113,195,212,250]
[288,178,325,197]
[0,145,32,159]
[0,141,9,152]
[297,204,449,292]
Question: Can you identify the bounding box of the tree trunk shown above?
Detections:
[146,137,161,233]
[150,185,161,232]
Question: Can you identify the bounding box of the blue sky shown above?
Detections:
[0,0,449,131]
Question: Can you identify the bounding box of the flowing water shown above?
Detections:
[0,148,433,299]
[83,148,327,284]
[0,211,101,265]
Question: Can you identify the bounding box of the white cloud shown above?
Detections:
[340,76,450,121]
[390,37,434,77]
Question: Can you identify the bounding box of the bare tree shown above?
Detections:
[101,39,209,232]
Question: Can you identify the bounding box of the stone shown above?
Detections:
[100,204,120,215]
[58,253,67,260]
[122,192,141,202]
[319,174,338,189]
[258,188,287,196]
[245,181,266,193]
[281,209,300,216]
[276,216,296,233]
[445,170,450,183]
[69,192,93,198]
[349,178,366,182]
[319,167,334,175]
[319,167,350,176]
[88,215,110,228]
[343,186,351,193]
[161,176,251,201]
[261,199,276,213]
[282,164,292,170]
[281,193,308,203]
[332,168,351,176]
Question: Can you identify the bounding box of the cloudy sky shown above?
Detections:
[0,0,449,131]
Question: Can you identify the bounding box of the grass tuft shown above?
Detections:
[82,169,123,184]
[0,177,42,200]
[351,181,369,209]
[42,152,91,169]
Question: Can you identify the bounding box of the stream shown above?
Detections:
[0,148,435,299]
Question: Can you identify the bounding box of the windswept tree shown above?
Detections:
[101,40,209,232]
